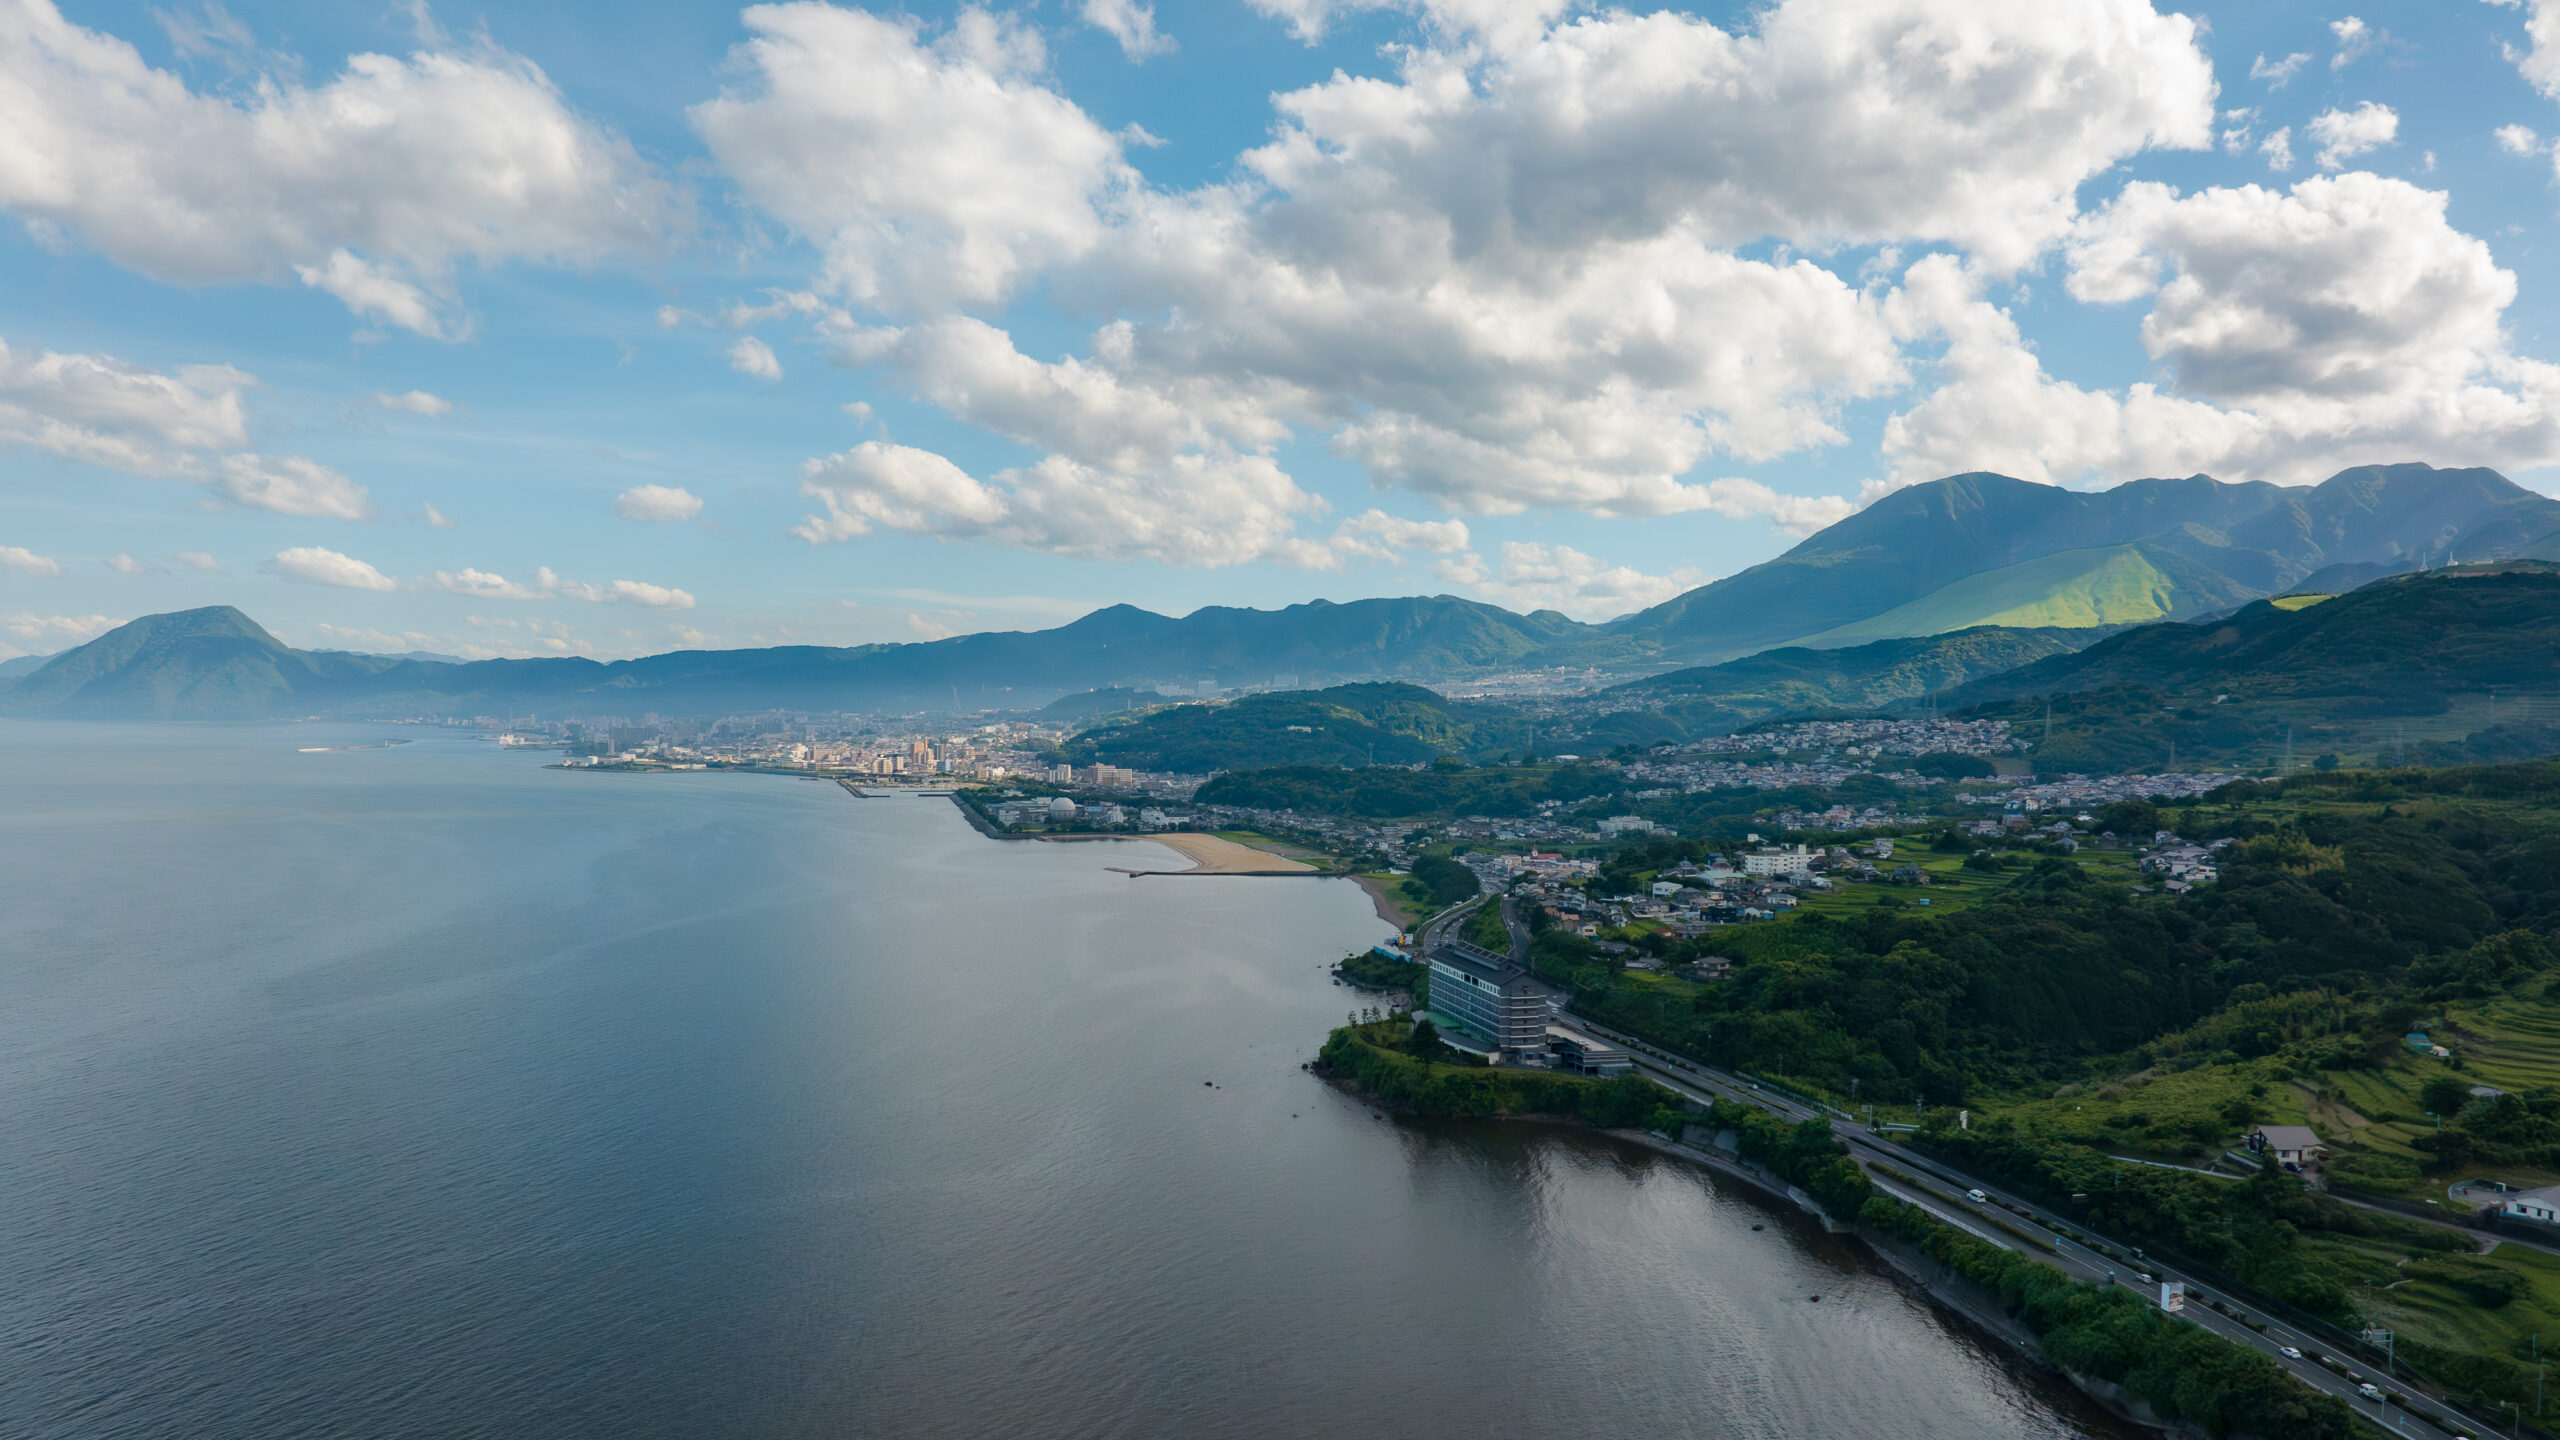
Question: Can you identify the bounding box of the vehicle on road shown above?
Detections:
[2278,1346,2302,1359]
[1966,1188,1988,1203]
[2358,1383,2384,1401]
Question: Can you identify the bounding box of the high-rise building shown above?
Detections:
[1427,941,1557,1055]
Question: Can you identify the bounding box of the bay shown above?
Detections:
[0,722,2132,1438]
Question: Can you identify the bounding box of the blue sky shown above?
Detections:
[4,0,2559,660]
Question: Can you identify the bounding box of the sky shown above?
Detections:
[5,0,2560,661]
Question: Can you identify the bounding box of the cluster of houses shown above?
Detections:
[1667,718,2020,758]
[1480,838,1919,944]
[2138,835,2231,893]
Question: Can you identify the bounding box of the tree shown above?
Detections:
[2420,1074,2475,1120]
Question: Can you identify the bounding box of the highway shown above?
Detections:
[1462,896,2502,1433]
[1559,1008,2503,1439]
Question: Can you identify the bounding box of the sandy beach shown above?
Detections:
[1138,832,1318,874]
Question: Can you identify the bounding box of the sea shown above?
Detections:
[0,722,2135,1438]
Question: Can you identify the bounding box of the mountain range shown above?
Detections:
[6,461,2555,722]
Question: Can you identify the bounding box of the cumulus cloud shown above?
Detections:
[0,335,249,473]
[1,544,63,577]
[2500,124,2545,156]
[794,439,1328,567]
[616,484,704,523]
[173,550,220,571]
[2260,127,2295,172]
[2309,103,2398,170]
[693,4,1134,311]
[264,545,396,590]
[0,610,117,657]
[1081,0,1173,59]
[374,389,453,417]
[2498,0,2560,99]
[422,502,454,528]
[1437,541,1705,620]
[425,564,697,608]
[214,454,371,519]
[715,0,2214,558]
[727,335,783,380]
[2249,51,2309,88]
[0,0,674,336]
[1881,175,2560,488]
[2329,16,2378,70]
[1328,508,1471,562]
[103,551,150,574]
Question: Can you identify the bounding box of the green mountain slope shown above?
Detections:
[1,607,406,719]
[1794,542,2264,646]
[1603,463,2560,664]
[1065,683,1529,770]
[1934,564,2560,771]
[1598,626,2100,733]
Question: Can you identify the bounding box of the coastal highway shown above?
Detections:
[1559,1012,2498,1439]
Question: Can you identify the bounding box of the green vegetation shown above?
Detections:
[1405,854,1480,909]
[1592,625,2097,738]
[1334,948,1420,992]
[1317,1021,1681,1129]
[1860,1195,2357,1439]
[1461,900,1508,952]
[1510,758,2560,1417]
[1944,565,2560,771]
[1070,682,1527,770]
[1798,542,2259,645]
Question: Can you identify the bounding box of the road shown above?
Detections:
[1556,1010,2507,1440]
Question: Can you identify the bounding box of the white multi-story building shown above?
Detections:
[1742,845,1815,879]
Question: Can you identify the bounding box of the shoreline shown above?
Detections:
[1347,874,1409,929]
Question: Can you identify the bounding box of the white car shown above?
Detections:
[2359,1383,2384,1401]
[2278,1346,2302,1360]
[1966,1188,1988,1203]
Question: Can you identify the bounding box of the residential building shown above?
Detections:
[1742,844,1814,879]
[2504,1185,2560,1224]
[2249,1125,2326,1168]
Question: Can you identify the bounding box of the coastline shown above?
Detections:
[1347,874,1409,929]
[1133,831,1316,875]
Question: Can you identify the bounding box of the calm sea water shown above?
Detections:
[0,723,2132,1439]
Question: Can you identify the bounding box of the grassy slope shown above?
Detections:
[1797,543,2263,646]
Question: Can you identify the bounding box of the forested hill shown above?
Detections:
[1934,565,2560,772]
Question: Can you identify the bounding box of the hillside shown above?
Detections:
[0,597,1601,720]
[1934,564,2560,772]
[1792,542,2261,645]
[1064,682,1528,770]
[1594,626,2098,734]
[1603,463,2560,663]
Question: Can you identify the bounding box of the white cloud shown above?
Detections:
[2329,16,2377,70]
[421,502,454,528]
[264,545,396,590]
[616,484,704,523]
[2309,103,2397,170]
[1081,0,1173,59]
[2260,126,2295,172]
[905,611,956,640]
[693,5,1134,311]
[727,335,783,380]
[2500,123,2545,155]
[173,551,220,571]
[2249,51,2308,88]
[1,544,63,577]
[214,454,371,519]
[795,439,1328,567]
[0,0,674,337]
[0,610,117,658]
[2498,0,2560,99]
[1880,176,2560,489]
[425,566,545,600]
[1328,508,1471,562]
[0,336,249,474]
[723,0,2215,553]
[374,389,453,417]
[427,564,697,608]
[103,551,149,574]
[1439,541,1704,620]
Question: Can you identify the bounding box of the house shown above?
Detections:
[2249,1125,2327,1168]
[2504,1185,2560,1225]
